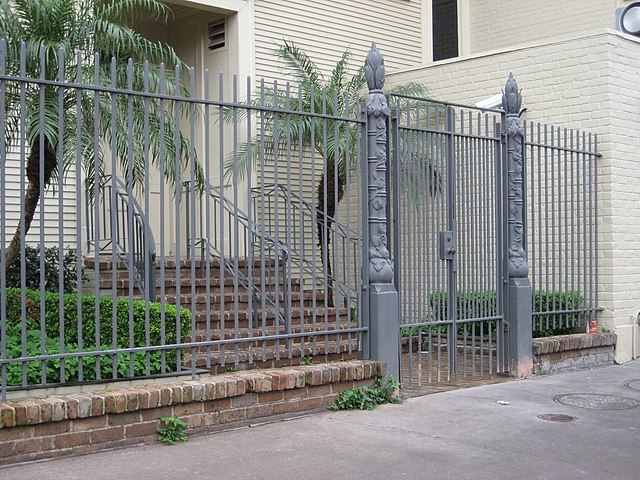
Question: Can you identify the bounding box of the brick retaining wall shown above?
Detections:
[0,360,384,466]
[533,333,616,375]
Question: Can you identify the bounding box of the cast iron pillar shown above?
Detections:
[503,73,533,377]
[363,43,400,379]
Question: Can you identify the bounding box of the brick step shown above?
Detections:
[154,291,327,311]
[84,256,283,271]
[181,340,360,369]
[95,266,285,281]
[94,266,290,283]
[184,320,358,351]
[98,276,303,295]
[192,307,350,330]
[85,258,283,281]
[191,307,350,331]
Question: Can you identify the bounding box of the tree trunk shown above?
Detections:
[3,136,57,268]
[316,164,345,309]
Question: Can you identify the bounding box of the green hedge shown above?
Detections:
[2,288,191,385]
[401,290,585,338]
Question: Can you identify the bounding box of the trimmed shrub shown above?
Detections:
[401,290,585,338]
[2,288,191,385]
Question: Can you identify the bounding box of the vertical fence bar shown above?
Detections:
[246,76,254,363]
[445,106,457,379]
[495,112,505,372]
[231,75,240,366]
[391,102,401,374]
[158,64,167,373]
[56,49,66,383]
[593,134,599,316]
[107,59,118,379]
[142,61,152,375]
[259,78,268,360]
[188,67,197,376]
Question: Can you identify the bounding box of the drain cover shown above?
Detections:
[621,379,640,392]
[538,414,576,423]
[554,393,640,410]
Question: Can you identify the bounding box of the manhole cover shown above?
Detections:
[538,414,577,423]
[554,393,640,410]
[621,379,640,392]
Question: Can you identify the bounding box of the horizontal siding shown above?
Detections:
[3,147,79,248]
[253,0,424,82]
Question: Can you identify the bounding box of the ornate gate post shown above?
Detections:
[363,43,400,379]
[502,73,533,377]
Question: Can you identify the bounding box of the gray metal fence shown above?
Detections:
[390,96,506,384]
[525,124,601,335]
[389,84,601,385]
[0,40,603,398]
[0,43,365,399]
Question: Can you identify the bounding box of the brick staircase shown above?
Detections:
[84,257,360,372]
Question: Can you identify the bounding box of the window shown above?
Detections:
[432,0,458,61]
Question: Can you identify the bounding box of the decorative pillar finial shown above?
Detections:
[365,42,385,91]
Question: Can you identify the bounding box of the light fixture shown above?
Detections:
[474,93,503,110]
[616,2,640,36]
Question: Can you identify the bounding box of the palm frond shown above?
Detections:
[276,38,323,87]
[328,48,352,92]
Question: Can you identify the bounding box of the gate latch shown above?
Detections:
[438,231,456,260]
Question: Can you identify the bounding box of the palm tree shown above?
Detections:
[1,0,204,268]
[224,40,436,305]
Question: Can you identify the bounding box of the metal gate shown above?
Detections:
[389,95,506,384]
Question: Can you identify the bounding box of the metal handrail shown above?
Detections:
[86,175,157,300]
[183,181,291,331]
[252,183,360,305]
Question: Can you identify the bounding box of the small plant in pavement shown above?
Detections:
[157,416,189,444]
[330,377,403,411]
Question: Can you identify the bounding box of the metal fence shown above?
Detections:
[389,89,601,384]
[525,124,601,335]
[0,40,603,398]
[0,43,365,399]
[389,96,506,383]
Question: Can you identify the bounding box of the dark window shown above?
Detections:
[432,0,458,61]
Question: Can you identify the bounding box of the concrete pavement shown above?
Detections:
[3,359,640,480]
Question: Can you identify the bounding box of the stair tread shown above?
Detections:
[181,341,360,367]
[84,256,283,270]
[188,320,359,339]
[192,307,350,322]
[155,291,326,304]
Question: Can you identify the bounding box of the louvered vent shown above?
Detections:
[207,20,225,51]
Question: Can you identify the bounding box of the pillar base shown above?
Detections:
[507,278,533,377]
[369,283,400,380]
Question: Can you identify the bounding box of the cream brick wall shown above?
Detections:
[388,30,640,362]
[468,0,632,55]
